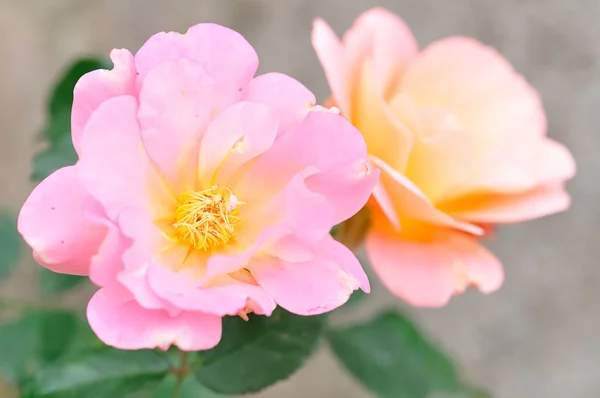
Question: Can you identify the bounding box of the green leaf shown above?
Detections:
[32,57,108,182]
[22,349,171,398]
[38,267,86,296]
[0,311,86,387]
[31,134,78,181]
[345,289,367,307]
[0,211,21,281]
[195,308,324,394]
[152,374,228,398]
[62,317,107,358]
[37,311,78,363]
[0,314,39,384]
[327,310,464,398]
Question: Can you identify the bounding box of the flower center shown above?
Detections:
[173,186,242,251]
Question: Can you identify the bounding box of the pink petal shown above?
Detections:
[137,58,222,189]
[87,289,222,351]
[370,156,483,235]
[146,264,275,316]
[83,200,131,299]
[146,263,239,315]
[116,207,169,310]
[278,170,335,242]
[312,18,351,114]
[135,23,258,89]
[250,241,364,315]
[198,101,279,187]
[441,184,571,224]
[243,73,316,134]
[200,224,289,283]
[305,162,379,224]
[263,234,314,263]
[240,171,334,245]
[366,228,503,307]
[112,207,276,316]
[17,166,105,275]
[235,111,372,225]
[77,95,151,219]
[318,236,370,293]
[71,49,137,154]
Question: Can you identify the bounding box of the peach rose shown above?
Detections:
[313,8,575,306]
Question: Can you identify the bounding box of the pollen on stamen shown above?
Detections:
[173,186,242,251]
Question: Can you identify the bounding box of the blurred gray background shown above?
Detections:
[1,0,598,397]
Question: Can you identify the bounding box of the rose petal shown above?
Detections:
[370,155,483,235]
[115,207,171,310]
[401,104,477,202]
[250,243,363,315]
[401,37,555,195]
[372,179,400,230]
[84,200,131,299]
[240,171,334,245]
[318,236,370,293]
[352,59,413,170]
[366,227,503,307]
[305,162,379,224]
[137,58,220,190]
[312,18,351,114]
[198,101,279,187]
[534,139,576,185]
[77,96,151,218]
[342,7,418,97]
[71,49,137,154]
[146,264,275,316]
[135,23,258,90]
[440,184,571,224]
[235,111,371,223]
[18,166,105,275]
[243,73,316,134]
[87,289,222,351]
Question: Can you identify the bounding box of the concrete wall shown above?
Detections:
[1,1,598,397]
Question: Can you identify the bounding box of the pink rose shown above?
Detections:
[19,23,378,350]
[313,8,575,306]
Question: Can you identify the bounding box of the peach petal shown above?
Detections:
[366,228,503,307]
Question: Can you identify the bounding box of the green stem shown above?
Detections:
[172,350,189,398]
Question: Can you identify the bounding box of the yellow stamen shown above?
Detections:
[173,186,242,251]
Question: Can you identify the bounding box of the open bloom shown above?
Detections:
[313,8,575,306]
[18,23,377,350]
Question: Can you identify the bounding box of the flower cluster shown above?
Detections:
[18,9,574,350]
